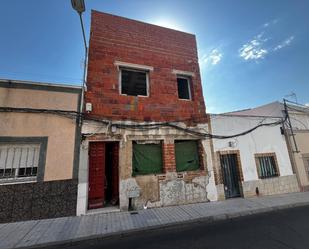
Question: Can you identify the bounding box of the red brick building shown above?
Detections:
[77,11,213,214]
[85,11,207,123]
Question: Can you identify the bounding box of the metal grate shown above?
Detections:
[257,156,278,179]
[0,144,40,180]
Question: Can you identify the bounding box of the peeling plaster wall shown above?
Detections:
[77,120,216,214]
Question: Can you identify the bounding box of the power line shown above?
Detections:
[0,107,287,140]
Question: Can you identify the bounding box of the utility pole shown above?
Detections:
[283,98,299,153]
[71,0,87,126]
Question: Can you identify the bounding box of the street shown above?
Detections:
[47,205,309,249]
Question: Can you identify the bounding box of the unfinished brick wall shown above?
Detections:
[162,141,176,172]
[85,11,207,123]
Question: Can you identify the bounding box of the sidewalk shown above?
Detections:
[1,192,309,249]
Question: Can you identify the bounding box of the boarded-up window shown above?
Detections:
[0,144,40,180]
[256,154,279,179]
[121,68,148,96]
[175,140,200,172]
[132,141,163,176]
[177,76,191,100]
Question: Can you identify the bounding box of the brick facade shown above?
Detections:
[162,141,176,172]
[85,11,207,123]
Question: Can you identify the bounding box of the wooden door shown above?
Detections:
[88,142,105,209]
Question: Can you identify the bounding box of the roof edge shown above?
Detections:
[0,79,82,94]
[91,9,196,37]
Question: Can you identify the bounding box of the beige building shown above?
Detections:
[0,79,81,223]
[285,103,309,190]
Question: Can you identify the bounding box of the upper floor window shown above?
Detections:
[120,68,148,96]
[177,76,191,100]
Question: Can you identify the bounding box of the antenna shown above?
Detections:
[284,92,298,104]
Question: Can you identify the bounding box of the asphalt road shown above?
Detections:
[50,205,309,249]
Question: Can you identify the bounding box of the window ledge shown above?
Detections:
[258,175,280,180]
[0,177,37,185]
[120,93,149,98]
[172,69,195,77]
[114,61,154,71]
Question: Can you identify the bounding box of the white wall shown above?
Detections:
[211,115,293,182]
[289,112,309,130]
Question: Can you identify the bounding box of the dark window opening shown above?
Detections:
[132,141,163,176]
[0,169,16,178]
[257,155,279,179]
[121,69,148,96]
[18,167,37,177]
[177,77,191,100]
[175,140,200,172]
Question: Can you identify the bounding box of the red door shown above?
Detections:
[111,143,119,203]
[88,142,105,209]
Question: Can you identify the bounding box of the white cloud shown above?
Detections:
[273,36,294,51]
[239,33,268,61]
[200,49,223,66]
[263,19,278,28]
[305,103,309,107]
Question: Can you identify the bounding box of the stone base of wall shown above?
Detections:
[0,179,77,223]
[216,184,226,201]
[301,185,309,192]
[120,171,209,210]
[242,175,299,198]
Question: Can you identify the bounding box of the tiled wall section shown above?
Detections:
[0,179,77,223]
[242,175,299,198]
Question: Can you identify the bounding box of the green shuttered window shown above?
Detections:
[132,142,163,176]
[175,140,200,172]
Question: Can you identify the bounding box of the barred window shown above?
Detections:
[0,144,40,181]
[256,154,279,179]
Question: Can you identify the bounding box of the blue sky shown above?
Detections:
[1,0,308,113]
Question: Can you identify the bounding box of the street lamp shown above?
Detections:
[71,0,87,123]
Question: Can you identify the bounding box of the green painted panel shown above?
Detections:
[175,140,199,172]
[132,142,163,176]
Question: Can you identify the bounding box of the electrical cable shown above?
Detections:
[0,106,287,140]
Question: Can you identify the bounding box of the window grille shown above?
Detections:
[256,155,279,179]
[0,144,40,181]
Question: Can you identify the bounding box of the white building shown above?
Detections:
[210,111,299,200]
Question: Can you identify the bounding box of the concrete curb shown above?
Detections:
[16,201,309,249]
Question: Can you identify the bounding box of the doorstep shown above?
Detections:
[86,206,120,215]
